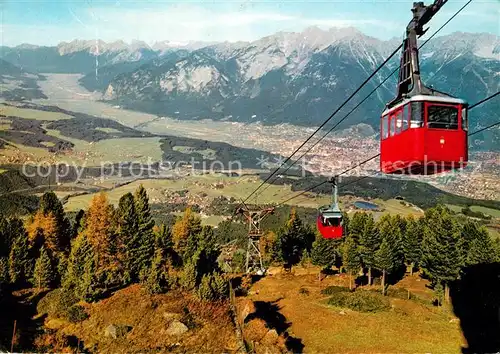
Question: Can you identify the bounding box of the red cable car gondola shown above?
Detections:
[317,177,343,239]
[380,0,468,175]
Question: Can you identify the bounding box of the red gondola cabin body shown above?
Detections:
[317,215,343,239]
[380,95,468,175]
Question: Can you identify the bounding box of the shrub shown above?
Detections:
[386,287,410,300]
[346,291,390,312]
[66,305,89,323]
[198,274,215,301]
[327,291,390,312]
[321,286,350,295]
[197,272,228,301]
[327,292,349,307]
[37,289,78,318]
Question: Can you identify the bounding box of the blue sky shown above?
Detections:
[1,0,499,46]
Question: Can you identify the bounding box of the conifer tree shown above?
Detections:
[311,236,337,280]
[377,214,403,267]
[40,191,71,252]
[172,207,202,258]
[85,192,116,270]
[402,215,422,275]
[275,209,314,270]
[359,214,379,285]
[133,185,155,273]
[116,193,139,281]
[32,246,54,289]
[63,233,93,292]
[0,217,11,258]
[144,249,170,294]
[461,221,482,252]
[375,237,395,295]
[0,257,9,286]
[342,236,361,290]
[348,212,367,243]
[466,227,495,265]
[9,230,32,286]
[421,205,463,303]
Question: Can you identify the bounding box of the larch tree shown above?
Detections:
[402,215,422,275]
[32,246,54,289]
[172,207,202,258]
[40,191,71,253]
[134,185,155,276]
[359,213,379,285]
[421,205,463,303]
[342,236,361,290]
[85,192,115,269]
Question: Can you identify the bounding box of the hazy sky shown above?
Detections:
[1,0,499,46]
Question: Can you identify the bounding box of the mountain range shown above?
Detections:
[1,27,499,149]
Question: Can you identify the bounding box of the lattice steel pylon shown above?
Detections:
[236,205,274,274]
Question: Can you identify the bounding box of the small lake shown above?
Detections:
[354,201,379,210]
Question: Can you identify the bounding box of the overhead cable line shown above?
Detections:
[240,44,404,204]
[251,0,473,202]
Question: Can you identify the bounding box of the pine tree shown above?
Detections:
[461,221,482,255]
[32,246,54,289]
[0,257,9,286]
[377,214,403,265]
[311,236,337,280]
[342,236,361,290]
[144,249,170,294]
[0,216,11,258]
[466,227,495,265]
[403,215,422,275]
[275,209,313,271]
[349,212,367,244]
[359,214,379,285]
[116,193,139,281]
[421,205,463,303]
[9,231,32,286]
[133,185,155,274]
[63,233,93,293]
[375,238,395,295]
[179,261,197,290]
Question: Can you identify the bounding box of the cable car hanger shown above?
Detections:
[390,0,451,106]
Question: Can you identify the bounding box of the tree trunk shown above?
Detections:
[349,271,353,290]
[368,267,372,286]
[410,262,414,276]
[444,282,450,303]
[381,270,386,295]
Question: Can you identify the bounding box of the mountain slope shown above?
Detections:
[101,30,498,146]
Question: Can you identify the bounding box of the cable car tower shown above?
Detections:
[236,204,274,274]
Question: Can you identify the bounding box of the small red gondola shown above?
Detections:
[380,0,468,175]
[317,178,343,239]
